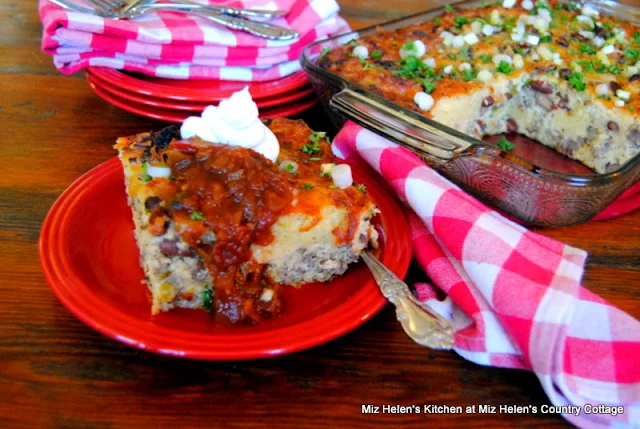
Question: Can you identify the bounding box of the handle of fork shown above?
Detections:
[361,251,454,350]
[155,8,299,41]
[139,2,289,19]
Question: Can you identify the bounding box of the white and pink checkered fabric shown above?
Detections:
[39,0,350,80]
[333,122,640,429]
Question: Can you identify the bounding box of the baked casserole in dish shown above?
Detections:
[302,0,640,227]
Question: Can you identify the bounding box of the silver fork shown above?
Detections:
[52,0,299,41]
[362,251,454,350]
[94,0,288,19]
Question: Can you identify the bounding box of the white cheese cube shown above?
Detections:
[613,28,627,43]
[525,34,540,46]
[352,45,369,59]
[490,10,502,25]
[413,40,426,57]
[147,165,172,178]
[464,32,480,45]
[477,69,494,83]
[597,52,611,66]
[471,20,483,34]
[595,83,609,96]
[513,54,524,69]
[522,0,534,10]
[482,24,495,36]
[260,289,274,302]
[414,92,435,111]
[616,90,631,100]
[443,34,454,47]
[533,18,550,32]
[502,0,516,8]
[624,66,639,78]
[601,45,615,55]
[576,15,594,24]
[538,46,554,61]
[331,164,353,189]
[538,8,551,17]
[581,4,599,17]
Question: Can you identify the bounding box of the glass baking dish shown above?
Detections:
[301,0,640,227]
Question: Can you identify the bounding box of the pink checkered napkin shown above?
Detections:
[39,0,350,80]
[333,122,640,429]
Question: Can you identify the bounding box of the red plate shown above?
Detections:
[87,67,309,102]
[87,77,318,122]
[87,73,315,112]
[40,157,412,360]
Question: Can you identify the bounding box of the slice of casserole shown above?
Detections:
[320,0,640,173]
[114,118,378,323]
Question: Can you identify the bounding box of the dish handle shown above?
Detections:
[329,88,474,163]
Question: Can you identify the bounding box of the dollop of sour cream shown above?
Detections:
[180,87,279,162]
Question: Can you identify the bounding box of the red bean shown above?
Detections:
[530,80,554,94]
[483,96,495,107]
[159,239,180,256]
[144,196,162,211]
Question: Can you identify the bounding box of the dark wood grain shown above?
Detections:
[1,0,638,428]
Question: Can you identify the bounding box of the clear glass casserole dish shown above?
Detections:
[301,0,640,227]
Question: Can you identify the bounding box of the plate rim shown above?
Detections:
[39,157,412,360]
[87,77,318,123]
[86,67,309,102]
[86,72,315,112]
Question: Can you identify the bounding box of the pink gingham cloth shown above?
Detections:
[39,0,350,80]
[333,122,640,429]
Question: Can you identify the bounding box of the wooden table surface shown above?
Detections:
[1,0,639,428]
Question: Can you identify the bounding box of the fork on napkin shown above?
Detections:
[39,0,350,80]
[333,121,640,429]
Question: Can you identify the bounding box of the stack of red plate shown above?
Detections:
[85,67,318,122]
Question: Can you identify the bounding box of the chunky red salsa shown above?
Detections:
[138,119,371,324]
